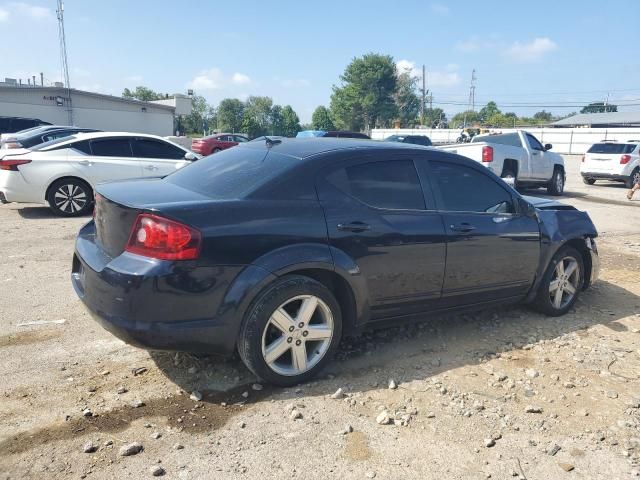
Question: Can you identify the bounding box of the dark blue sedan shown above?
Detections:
[72,138,599,386]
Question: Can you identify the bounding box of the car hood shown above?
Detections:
[523,195,576,211]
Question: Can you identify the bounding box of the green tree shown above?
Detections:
[533,110,553,123]
[217,98,244,133]
[580,102,618,113]
[424,107,446,128]
[451,110,481,128]
[394,72,420,127]
[243,96,274,137]
[270,105,284,135]
[311,106,335,130]
[122,86,164,101]
[478,101,501,122]
[280,105,301,137]
[182,95,214,135]
[330,53,398,131]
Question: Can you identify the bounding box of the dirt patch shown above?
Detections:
[0,329,62,348]
[344,431,372,461]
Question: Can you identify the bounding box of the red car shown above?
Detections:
[191,133,249,155]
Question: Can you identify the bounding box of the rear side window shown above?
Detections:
[431,161,514,214]
[165,147,296,199]
[132,138,185,159]
[326,160,425,210]
[90,138,133,157]
[587,143,636,154]
[69,140,92,155]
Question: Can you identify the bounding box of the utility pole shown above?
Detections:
[420,65,426,126]
[604,92,610,113]
[56,0,73,124]
[468,69,477,112]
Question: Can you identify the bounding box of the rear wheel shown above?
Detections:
[624,168,640,189]
[532,246,584,316]
[238,275,342,386]
[547,168,565,195]
[582,177,596,185]
[47,178,93,217]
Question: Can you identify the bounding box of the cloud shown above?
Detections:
[397,60,460,88]
[504,37,557,63]
[188,68,225,90]
[9,2,52,20]
[232,72,251,85]
[0,8,9,22]
[430,3,449,15]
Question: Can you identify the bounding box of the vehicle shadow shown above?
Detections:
[16,206,91,219]
[150,278,639,404]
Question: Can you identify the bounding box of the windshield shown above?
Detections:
[165,146,299,199]
[587,143,637,154]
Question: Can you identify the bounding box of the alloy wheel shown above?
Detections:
[633,170,640,186]
[261,295,334,376]
[54,183,88,214]
[555,172,564,193]
[548,256,580,310]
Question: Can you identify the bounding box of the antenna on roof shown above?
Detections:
[265,137,282,148]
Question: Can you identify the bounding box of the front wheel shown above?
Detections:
[532,246,584,316]
[237,275,342,386]
[47,178,93,217]
[547,168,565,196]
[212,148,221,154]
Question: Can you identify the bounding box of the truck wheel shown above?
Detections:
[532,245,584,317]
[582,177,596,185]
[547,168,565,196]
[237,275,342,386]
[624,168,640,189]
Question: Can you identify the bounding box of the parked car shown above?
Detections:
[0,132,199,216]
[384,134,432,146]
[191,133,249,155]
[72,138,599,386]
[296,130,370,139]
[439,130,566,195]
[0,116,51,135]
[1,127,100,150]
[580,141,640,188]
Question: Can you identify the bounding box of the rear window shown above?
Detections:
[165,146,298,199]
[587,143,637,154]
[474,133,521,147]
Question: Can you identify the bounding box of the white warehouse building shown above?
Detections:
[0,84,192,136]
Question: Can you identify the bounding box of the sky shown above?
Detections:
[1,0,639,123]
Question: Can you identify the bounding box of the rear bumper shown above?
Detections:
[0,171,44,203]
[71,222,244,354]
[580,172,629,182]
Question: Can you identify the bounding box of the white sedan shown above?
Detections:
[0,132,199,216]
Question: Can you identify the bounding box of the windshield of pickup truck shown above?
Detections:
[472,133,521,147]
[587,143,637,154]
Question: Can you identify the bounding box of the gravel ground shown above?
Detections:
[1,157,639,479]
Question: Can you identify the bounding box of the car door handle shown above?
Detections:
[144,165,159,171]
[450,223,476,232]
[78,160,93,166]
[337,222,371,233]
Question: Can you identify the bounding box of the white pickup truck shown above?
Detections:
[439,130,566,195]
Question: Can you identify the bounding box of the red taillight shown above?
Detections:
[482,145,494,163]
[620,154,631,164]
[0,159,31,171]
[125,214,201,260]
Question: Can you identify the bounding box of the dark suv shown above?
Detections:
[72,139,599,386]
[0,116,51,135]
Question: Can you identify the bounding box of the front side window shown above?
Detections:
[90,138,133,157]
[132,139,185,159]
[234,135,248,143]
[431,161,514,214]
[526,134,544,151]
[326,160,425,210]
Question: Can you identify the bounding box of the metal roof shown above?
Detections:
[553,111,640,126]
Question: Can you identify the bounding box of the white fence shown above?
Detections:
[371,128,640,155]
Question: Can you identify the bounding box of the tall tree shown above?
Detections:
[394,72,420,127]
[270,105,284,135]
[280,105,301,137]
[478,101,501,121]
[311,106,335,131]
[182,95,214,135]
[533,110,553,122]
[330,53,398,131]
[451,110,481,128]
[122,86,164,101]
[243,96,274,137]
[217,98,244,133]
[424,107,446,128]
[580,102,618,113]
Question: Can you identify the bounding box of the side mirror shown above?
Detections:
[519,198,536,217]
[544,143,552,151]
[184,151,197,161]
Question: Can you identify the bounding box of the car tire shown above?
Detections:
[582,177,596,185]
[532,245,584,317]
[501,168,517,187]
[46,178,93,217]
[624,168,640,189]
[212,148,221,154]
[237,275,342,386]
[547,168,565,196]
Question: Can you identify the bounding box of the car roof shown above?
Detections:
[238,137,432,159]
